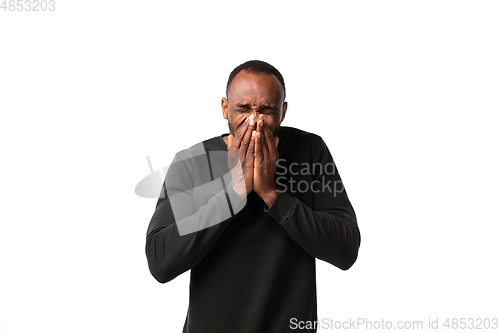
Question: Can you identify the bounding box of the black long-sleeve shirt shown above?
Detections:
[145,126,361,333]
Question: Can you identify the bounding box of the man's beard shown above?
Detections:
[227,118,236,135]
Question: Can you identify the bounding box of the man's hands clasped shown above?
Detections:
[227,114,256,199]
[226,114,279,208]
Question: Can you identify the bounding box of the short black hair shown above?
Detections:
[226,60,286,102]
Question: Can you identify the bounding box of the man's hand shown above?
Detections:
[254,114,280,208]
[226,114,256,198]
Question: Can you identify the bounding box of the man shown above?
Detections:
[146,60,361,333]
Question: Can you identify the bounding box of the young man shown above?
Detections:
[146,60,361,333]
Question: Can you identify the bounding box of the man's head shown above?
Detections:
[222,60,287,138]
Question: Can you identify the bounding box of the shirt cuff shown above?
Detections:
[263,191,296,225]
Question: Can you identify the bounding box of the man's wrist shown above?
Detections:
[230,180,247,199]
[261,189,278,209]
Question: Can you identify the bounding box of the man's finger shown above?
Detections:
[263,119,278,159]
[240,115,255,152]
[246,133,256,169]
[255,128,263,166]
[258,118,269,161]
[246,130,256,159]
[231,116,251,149]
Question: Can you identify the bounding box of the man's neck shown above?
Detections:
[222,135,228,146]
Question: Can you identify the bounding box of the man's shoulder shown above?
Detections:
[172,135,225,162]
[279,126,325,150]
[279,126,322,141]
[167,137,224,184]
[201,134,227,152]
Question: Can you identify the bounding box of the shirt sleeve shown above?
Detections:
[264,136,361,270]
[145,151,246,283]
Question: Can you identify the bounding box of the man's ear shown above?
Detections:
[280,101,288,124]
[222,97,228,120]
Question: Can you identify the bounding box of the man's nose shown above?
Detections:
[250,111,261,119]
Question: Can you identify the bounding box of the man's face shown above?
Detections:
[222,70,287,138]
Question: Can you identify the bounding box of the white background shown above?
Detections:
[1,1,499,332]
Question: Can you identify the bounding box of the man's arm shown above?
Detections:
[146,116,256,283]
[145,151,245,283]
[264,135,361,270]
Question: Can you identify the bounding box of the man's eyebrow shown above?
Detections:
[235,103,251,108]
[260,104,278,110]
[235,103,278,110]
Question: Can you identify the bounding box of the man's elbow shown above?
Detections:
[337,228,361,271]
[148,263,174,284]
[146,250,182,283]
[337,247,359,270]
[145,234,178,284]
